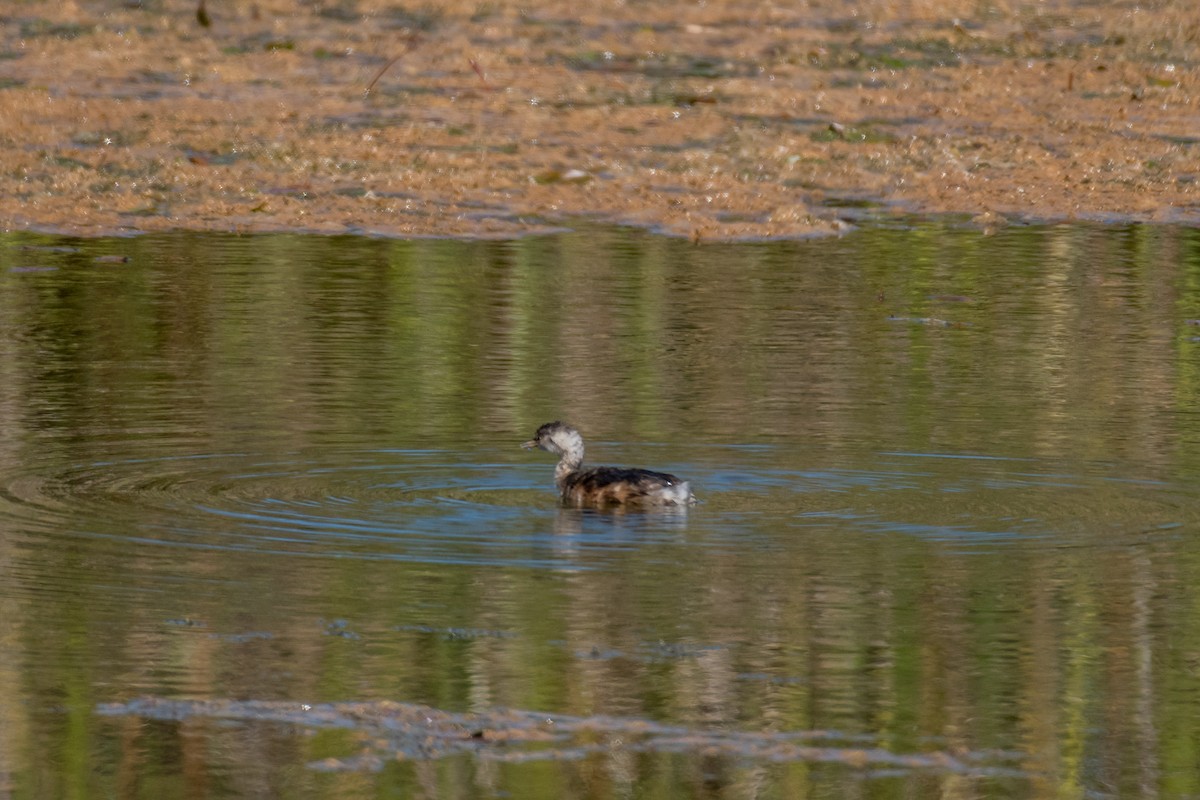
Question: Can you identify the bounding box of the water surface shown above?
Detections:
[3,222,1200,797]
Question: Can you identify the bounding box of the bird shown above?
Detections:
[522,421,695,507]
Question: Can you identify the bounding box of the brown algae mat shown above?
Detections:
[2,0,1198,239]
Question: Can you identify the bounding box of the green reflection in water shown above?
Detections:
[2,222,1200,798]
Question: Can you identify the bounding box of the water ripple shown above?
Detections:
[1,449,710,571]
[1,447,1192,573]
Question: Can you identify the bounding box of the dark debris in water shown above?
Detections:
[17,244,80,253]
[322,619,362,639]
[96,697,1026,776]
[395,623,518,641]
[211,631,273,644]
[577,640,727,663]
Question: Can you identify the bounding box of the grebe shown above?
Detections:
[522,421,695,507]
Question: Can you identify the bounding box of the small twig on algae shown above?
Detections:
[364,35,421,97]
[469,58,491,90]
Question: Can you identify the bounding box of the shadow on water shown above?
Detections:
[4,221,1200,797]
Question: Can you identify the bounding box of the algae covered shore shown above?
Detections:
[2,0,1197,238]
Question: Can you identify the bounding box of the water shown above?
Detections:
[2,222,1200,797]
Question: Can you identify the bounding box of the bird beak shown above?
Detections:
[521,439,537,450]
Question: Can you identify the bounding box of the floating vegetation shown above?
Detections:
[17,244,80,253]
[97,697,1026,775]
[577,640,727,663]
[395,623,518,640]
[888,315,972,328]
[211,631,274,644]
[323,619,362,639]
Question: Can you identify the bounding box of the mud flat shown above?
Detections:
[2,0,1197,239]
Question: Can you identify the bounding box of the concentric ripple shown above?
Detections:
[1,447,738,572]
[2,444,1193,574]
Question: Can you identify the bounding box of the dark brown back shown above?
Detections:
[562,466,683,505]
